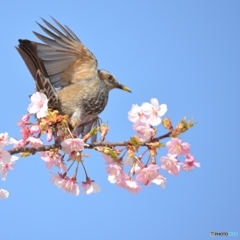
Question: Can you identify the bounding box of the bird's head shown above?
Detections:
[98,70,131,93]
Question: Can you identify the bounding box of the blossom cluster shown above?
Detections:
[1,93,199,198]
[104,154,165,193]
[103,135,200,193]
[0,133,19,199]
[103,136,200,194]
[128,98,167,140]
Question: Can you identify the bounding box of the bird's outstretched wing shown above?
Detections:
[33,17,98,88]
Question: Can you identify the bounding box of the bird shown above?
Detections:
[16,17,131,139]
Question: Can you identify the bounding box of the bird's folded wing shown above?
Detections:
[34,17,98,88]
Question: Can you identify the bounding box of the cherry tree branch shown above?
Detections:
[8,131,172,155]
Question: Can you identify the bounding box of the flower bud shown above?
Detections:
[162,118,173,130]
[30,125,40,134]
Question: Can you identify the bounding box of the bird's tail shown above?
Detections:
[16,39,58,107]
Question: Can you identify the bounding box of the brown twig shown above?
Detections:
[8,131,172,155]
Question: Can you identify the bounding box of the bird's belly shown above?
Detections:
[57,83,109,124]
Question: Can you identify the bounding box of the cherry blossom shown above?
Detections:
[152,175,166,188]
[12,139,28,147]
[166,138,190,156]
[141,98,167,126]
[129,162,141,175]
[182,154,200,171]
[0,132,14,145]
[103,154,118,165]
[0,188,9,199]
[40,151,55,169]
[27,92,48,118]
[161,154,181,176]
[128,104,144,123]
[136,164,160,185]
[106,164,123,184]
[0,97,199,197]
[64,178,80,195]
[111,172,142,193]
[0,143,11,164]
[133,121,155,140]
[51,174,80,196]
[51,173,67,188]
[125,179,142,194]
[61,138,86,154]
[39,151,67,172]
[27,136,43,147]
[0,155,18,180]
[82,178,101,194]
[0,139,18,181]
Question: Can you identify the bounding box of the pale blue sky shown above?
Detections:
[1,1,239,240]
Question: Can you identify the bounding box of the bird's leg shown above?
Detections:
[70,110,82,130]
[68,110,84,138]
[77,117,99,129]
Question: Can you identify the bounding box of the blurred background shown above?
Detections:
[1,1,239,239]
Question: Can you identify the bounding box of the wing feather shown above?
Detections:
[33,17,98,88]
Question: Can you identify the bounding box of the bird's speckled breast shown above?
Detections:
[81,85,109,115]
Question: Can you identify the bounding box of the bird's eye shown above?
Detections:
[107,75,112,80]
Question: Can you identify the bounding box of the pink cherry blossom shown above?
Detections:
[27,136,43,147]
[0,188,9,199]
[54,159,67,172]
[133,120,155,141]
[0,132,14,145]
[82,178,101,194]
[166,138,190,156]
[136,164,160,185]
[161,154,180,176]
[141,98,167,126]
[61,138,86,154]
[128,104,144,123]
[129,162,141,176]
[152,174,166,188]
[51,174,80,196]
[0,143,11,164]
[51,173,67,188]
[40,151,67,172]
[0,155,18,180]
[40,151,55,169]
[27,92,48,118]
[125,179,142,194]
[103,154,118,165]
[115,172,129,188]
[106,164,123,183]
[182,154,200,171]
[12,139,28,147]
[64,178,80,195]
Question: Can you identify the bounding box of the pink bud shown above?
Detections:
[22,114,30,122]
[18,114,30,127]
[47,129,53,142]
[30,125,40,134]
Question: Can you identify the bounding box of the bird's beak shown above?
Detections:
[118,84,132,93]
